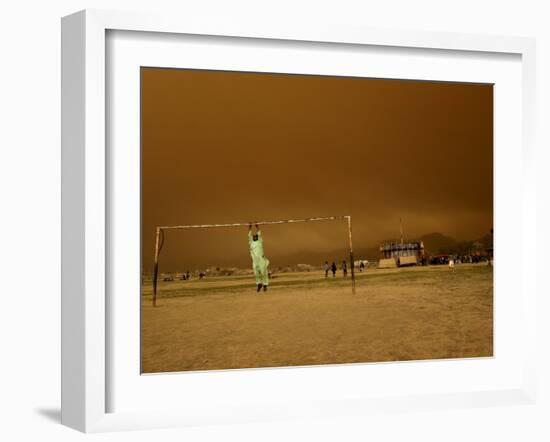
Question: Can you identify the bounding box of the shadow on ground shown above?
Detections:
[35,408,61,423]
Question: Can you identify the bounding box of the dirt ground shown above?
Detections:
[141,264,493,373]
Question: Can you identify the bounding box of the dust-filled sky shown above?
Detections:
[141,68,493,272]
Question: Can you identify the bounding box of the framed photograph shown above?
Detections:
[61,9,537,432]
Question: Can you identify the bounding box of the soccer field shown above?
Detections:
[141,263,493,373]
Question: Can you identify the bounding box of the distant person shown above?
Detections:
[323,261,330,278]
[186,270,190,280]
[359,261,365,272]
[448,258,455,270]
[331,262,337,277]
[342,260,348,277]
[248,223,270,292]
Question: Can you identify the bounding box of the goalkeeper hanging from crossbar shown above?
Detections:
[248,223,270,292]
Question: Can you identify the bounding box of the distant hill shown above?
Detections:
[414,232,457,254]
[476,231,494,249]
[413,231,493,255]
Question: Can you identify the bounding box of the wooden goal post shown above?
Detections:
[151,215,356,306]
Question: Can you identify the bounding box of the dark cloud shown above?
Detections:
[141,68,493,271]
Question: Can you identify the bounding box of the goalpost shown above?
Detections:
[151,215,356,306]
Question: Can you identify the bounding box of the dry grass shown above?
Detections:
[141,263,493,373]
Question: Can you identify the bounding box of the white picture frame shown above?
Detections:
[61,9,537,433]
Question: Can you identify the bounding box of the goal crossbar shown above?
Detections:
[151,215,355,306]
[158,215,350,230]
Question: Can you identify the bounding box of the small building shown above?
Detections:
[378,258,397,269]
[379,241,425,267]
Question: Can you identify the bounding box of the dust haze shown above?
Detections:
[141,68,493,271]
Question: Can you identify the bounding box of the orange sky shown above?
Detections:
[141,68,493,271]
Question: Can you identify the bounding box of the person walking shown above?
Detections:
[331,261,337,277]
[448,257,455,270]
